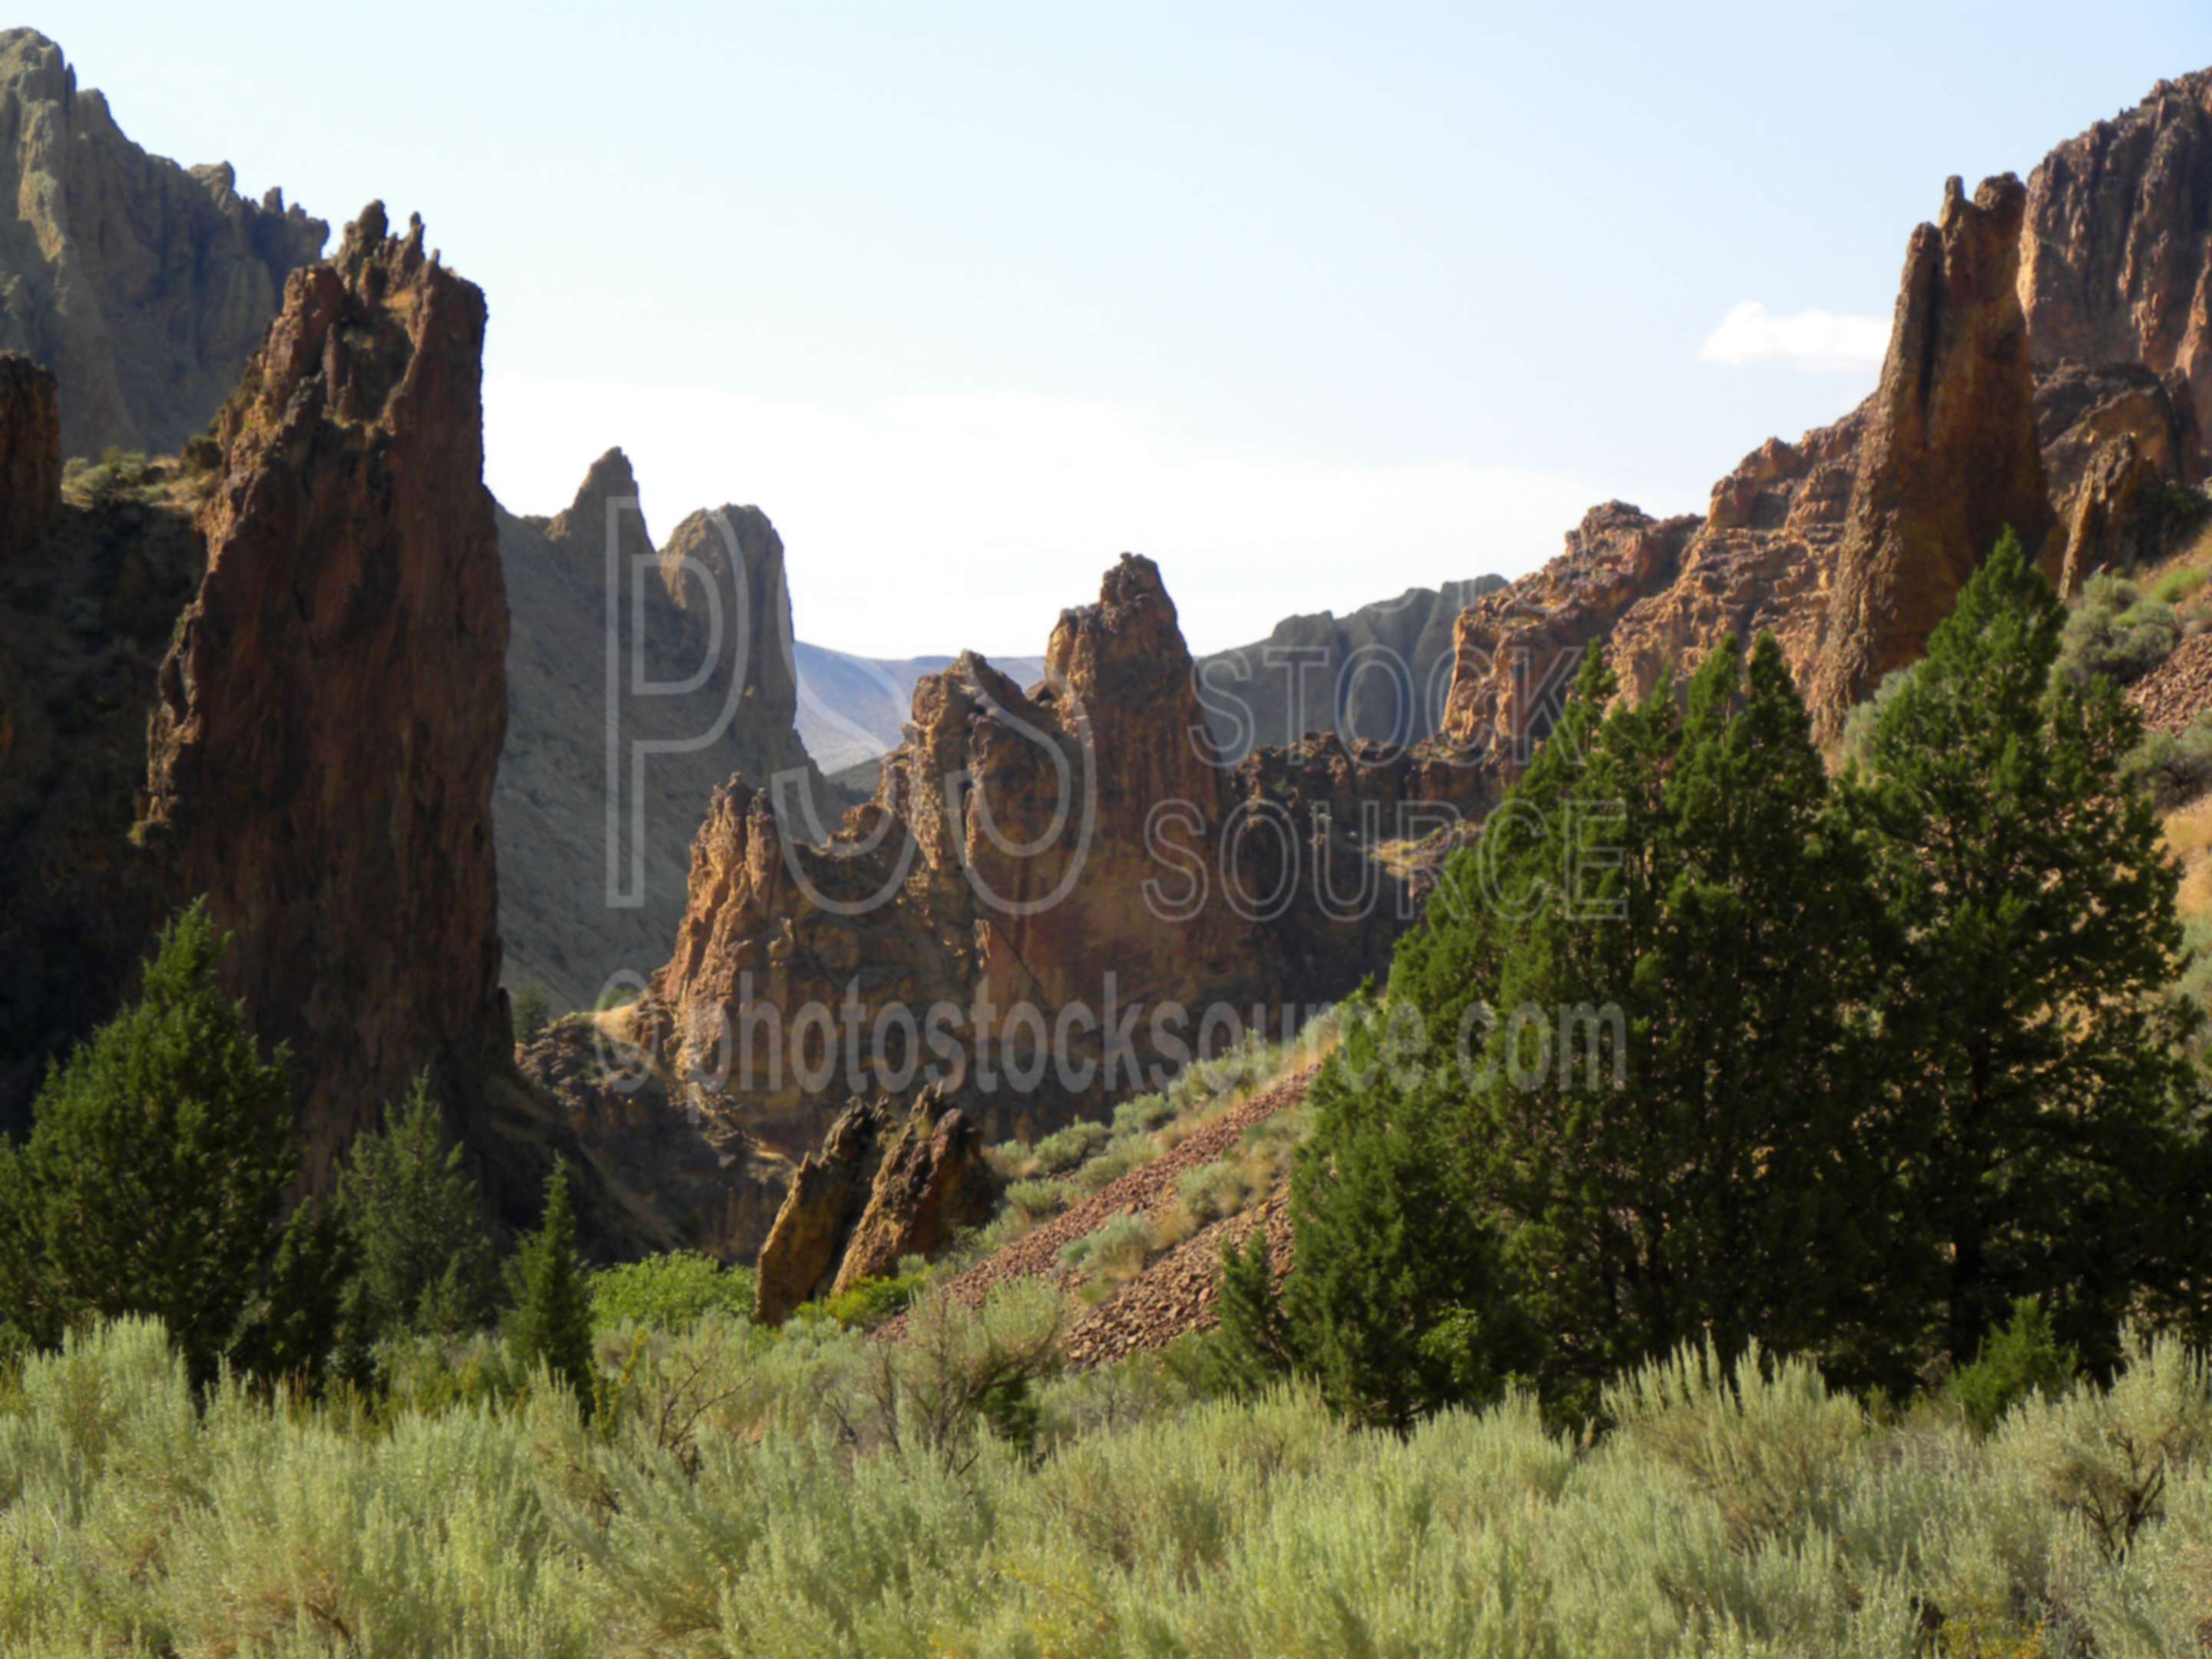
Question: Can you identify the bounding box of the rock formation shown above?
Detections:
[2022,71,2212,468]
[0,353,59,560]
[751,1085,994,1323]
[496,451,831,1012]
[517,552,1483,1258]
[2036,362,2204,594]
[1194,577,1507,763]
[0,30,326,458]
[137,204,511,1183]
[0,452,205,1136]
[1809,176,2053,730]
[791,642,1048,778]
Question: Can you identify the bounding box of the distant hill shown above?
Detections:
[793,642,1048,774]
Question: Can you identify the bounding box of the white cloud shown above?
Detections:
[482,376,1611,659]
[1698,301,1889,374]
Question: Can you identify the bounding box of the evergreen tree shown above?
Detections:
[1849,529,2206,1367]
[1275,996,1528,1430]
[511,985,551,1048]
[507,1160,596,1409]
[1644,634,1906,1383]
[228,1201,354,1389]
[336,1074,497,1342]
[1392,637,1902,1404]
[0,901,297,1385]
[1208,1228,1289,1398]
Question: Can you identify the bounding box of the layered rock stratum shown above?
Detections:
[0,29,326,458]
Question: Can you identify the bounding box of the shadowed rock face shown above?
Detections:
[495,449,830,1013]
[1809,175,2053,732]
[138,203,510,1184]
[1194,578,1507,763]
[0,353,58,561]
[0,29,326,458]
[2023,70,2212,469]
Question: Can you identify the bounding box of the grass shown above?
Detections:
[6,1313,2212,1654]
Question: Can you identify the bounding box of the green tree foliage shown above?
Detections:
[1208,1228,1291,1399]
[508,1161,596,1409]
[335,1073,498,1343]
[589,1250,757,1333]
[1949,1296,2078,1434]
[1376,637,1902,1407]
[511,984,551,1048]
[0,902,296,1384]
[1274,996,1528,1430]
[228,1201,353,1389]
[1849,528,2207,1367]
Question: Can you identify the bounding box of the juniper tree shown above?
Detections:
[1273,995,1528,1430]
[0,901,296,1384]
[508,1160,596,1409]
[1849,529,2207,1367]
[1388,636,1904,1404]
[337,1074,498,1342]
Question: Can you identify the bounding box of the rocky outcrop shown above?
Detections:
[791,642,1048,777]
[1810,176,2052,730]
[1195,577,1507,762]
[496,451,830,1012]
[751,1086,994,1323]
[0,353,58,561]
[529,555,1476,1258]
[137,204,510,1184]
[2035,362,2204,593]
[0,30,326,458]
[2022,71,2212,468]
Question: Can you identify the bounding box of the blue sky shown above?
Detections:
[50,2,2212,655]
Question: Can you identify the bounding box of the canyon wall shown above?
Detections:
[0,29,326,458]
[496,449,830,1012]
[137,204,512,1182]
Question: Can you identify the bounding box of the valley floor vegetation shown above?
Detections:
[5,533,2212,1654]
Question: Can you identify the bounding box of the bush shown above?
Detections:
[1949,1297,2079,1435]
[2058,591,2181,685]
[812,1272,924,1330]
[1058,1214,1151,1283]
[1996,1330,2212,1561]
[1111,1091,1174,1135]
[1175,1157,1257,1226]
[1602,1339,1868,1549]
[589,1252,755,1333]
[1004,1177,1071,1224]
[991,1118,1109,1181]
[2123,714,2212,810]
[2151,565,2210,604]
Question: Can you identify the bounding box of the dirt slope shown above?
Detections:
[886,1065,1313,1362]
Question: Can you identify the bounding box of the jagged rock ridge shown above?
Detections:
[0,29,326,458]
[1194,576,1507,763]
[137,203,512,1185]
[496,448,832,1012]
